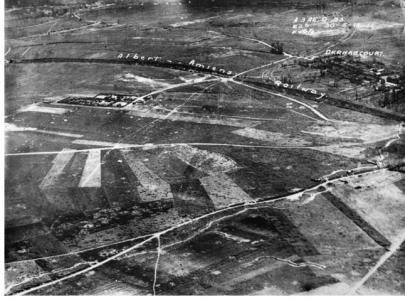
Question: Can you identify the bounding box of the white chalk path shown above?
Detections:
[17,104,70,115]
[78,149,101,188]
[73,140,136,148]
[127,108,261,128]
[5,142,315,157]
[128,77,219,105]
[232,57,290,78]
[230,79,331,122]
[121,151,173,202]
[21,47,31,57]
[233,128,312,147]
[230,24,356,80]
[5,260,51,294]
[5,123,83,138]
[157,106,287,122]
[19,21,101,39]
[223,33,275,51]
[12,167,381,296]
[39,149,75,189]
[347,228,405,295]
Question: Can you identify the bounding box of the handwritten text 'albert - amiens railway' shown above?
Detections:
[117,53,233,76]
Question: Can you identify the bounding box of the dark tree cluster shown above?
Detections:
[270,41,284,54]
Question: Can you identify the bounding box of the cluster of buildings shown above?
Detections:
[59,94,139,108]
[256,53,404,114]
[298,56,399,87]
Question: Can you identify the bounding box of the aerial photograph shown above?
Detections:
[3,0,405,296]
